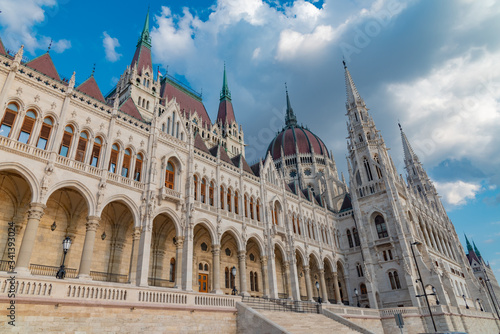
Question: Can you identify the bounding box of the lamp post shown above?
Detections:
[431,286,440,305]
[231,266,238,295]
[462,295,469,309]
[477,298,484,312]
[56,237,72,279]
[354,288,360,307]
[410,241,437,333]
[315,281,321,303]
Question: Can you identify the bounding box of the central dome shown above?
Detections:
[267,124,330,160]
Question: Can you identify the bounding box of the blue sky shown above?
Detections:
[0,0,499,275]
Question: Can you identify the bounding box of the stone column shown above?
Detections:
[238,251,249,296]
[211,244,223,294]
[15,203,46,274]
[267,250,279,299]
[151,249,165,284]
[319,269,329,303]
[110,240,125,281]
[174,236,184,289]
[261,256,269,297]
[284,261,293,299]
[333,272,342,304]
[289,258,302,301]
[77,216,100,279]
[182,225,194,291]
[304,266,314,301]
[136,223,152,287]
[128,227,141,284]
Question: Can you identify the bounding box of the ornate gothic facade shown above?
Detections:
[0,12,498,317]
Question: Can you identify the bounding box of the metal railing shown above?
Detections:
[29,264,77,278]
[242,296,321,314]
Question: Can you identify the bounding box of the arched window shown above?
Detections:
[356,263,364,277]
[250,198,254,219]
[353,228,360,246]
[293,216,297,234]
[199,263,203,270]
[0,103,18,137]
[138,96,142,106]
[36,117,53,150]
[108,143,119,172]
[347,229,354,248]
[90,137,102,167]
[375,156,383,179]
[244,195,248,217]
[375,215,388,238]
[250,272,254,291]
[394,271,401,289]
[297,217,301,235]
[225,267,230,288]
[273,203,279,225]
[167,117,171,134]
[227,189,232,212]
[209,181,214,206]
[256,199,261,222]
[389,271,401,290]
[204,264,208,271]
[146,101,149,110]
[360,283,367,295]
[134,153,143,181]
[364,158,373,181]
[122,149,131,177]
[234,191,239,214]
[220,186,225,210]
[75,131,88,162]
[201,178,207,203]
[389,272,395,289]
[254,272,259,292]
[165,161,175,189]
[18,110,36,144]
[169,258,176,282]
[231,268,235,288]
[193,175,198,200]
[59,125,74,157]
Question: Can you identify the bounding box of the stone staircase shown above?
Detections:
[257,310,362,334]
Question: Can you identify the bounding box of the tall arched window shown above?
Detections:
[108,144,119,172]
[234,191,239,214]
[389,271,401,290]
[256,199,261,221]
[353,228,360,246]
[209,181,214,206]
[250,198,254,220]
[36,117,53,150]
[347,229,354,248]
[356,263,364,277]
[225,267,230,288]
[297,217,301,235]
[18,110,36,144]
[394,271,401,289]
[75,131,88,162]
[122,149,131,177]
[375,215,388,238]
[244,195,248,217]
[169,258,176,282]
[59,125,74,157]
[220,186,225,210]
[292,216,297,234]
[360,283,367,295]
[90,137,102,167]
[250,272,254,291]
[364,158,373,181]
[134,153,143,181]
[0,103,18,137]
[227,189,232,212]
[193,175,198,200]
[165,161,175,189]
[254,272,259,292]
[375,156,383,179]
[201,178,207,203]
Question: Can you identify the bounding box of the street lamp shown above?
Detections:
[431,286,440,305]
[315,281,322,303]
[231,266,238,295]
[462,295,469,309]
[56,237,72,279]
[354,288,360,307]
[477,298,484,312]
[410,241,437,333]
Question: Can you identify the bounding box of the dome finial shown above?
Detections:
[285,84,297,127]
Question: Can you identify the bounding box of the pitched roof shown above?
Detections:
[131,45,152,76]
[160,78,212,128]
[339,194,352,212]
[219,146,233,165]
[231,155,255,175]
[77,76,105,103]
[26,53,60,81]
[119,97,144,121]
[286,182,295,194]
[217,99,236,124]
[0,38,7,56]
[250,163,261,177]
[194,133,210,154]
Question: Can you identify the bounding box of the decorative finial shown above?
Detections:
[69,71,76,89]
[92,63,96,76]
[398,121,402,131]
[342,58,346,69]
[47,39,53,53]
[285,82,288,93]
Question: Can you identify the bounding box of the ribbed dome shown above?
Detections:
[267,125,330,160]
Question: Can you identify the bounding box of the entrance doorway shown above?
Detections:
[199,274,208,293]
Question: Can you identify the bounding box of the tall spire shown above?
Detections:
[344,62,365,108]
[220,62,231,101]
[473,240,482,259]
[399,123,419,165]
[138,8,152,48]
[465,234,474,254]
[285,84,297,127]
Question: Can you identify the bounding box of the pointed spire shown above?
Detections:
[464,234,474,253]
[473,241,482,259]
[399,123,419,164]
[138,8,152,48]
[220,62,231,101]
[69,71,75,89]
[285,84,297,127]
[343,62,365,107]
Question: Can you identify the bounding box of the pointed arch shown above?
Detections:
[99,194,140,228]
[0,162,40,203]
[45,180,95,216]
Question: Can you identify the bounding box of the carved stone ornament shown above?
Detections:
[364,264,372,283]
[71,110,77,118]
[16,87,22,96]
[86,117,91,124]
[34,95,40,103]
[129,135,133,142]
[51,102,57,110]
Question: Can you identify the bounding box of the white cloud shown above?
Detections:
[102,32,122,62]
[434,180,481,206]
[0,0,71,54]
[276,25,334,61]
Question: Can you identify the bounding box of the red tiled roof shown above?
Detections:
[230,155,254,175]
[119,97,144,121]
[219,146,233,165]
[131,45,152,76]
[26,53,60,81]
[160,79,212,128]
[267,125,330,160]
[77,76,105,103]
[0,38,6,56]
[194,132,210,154]
[250,163,261,177]
[217,99,236,124]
